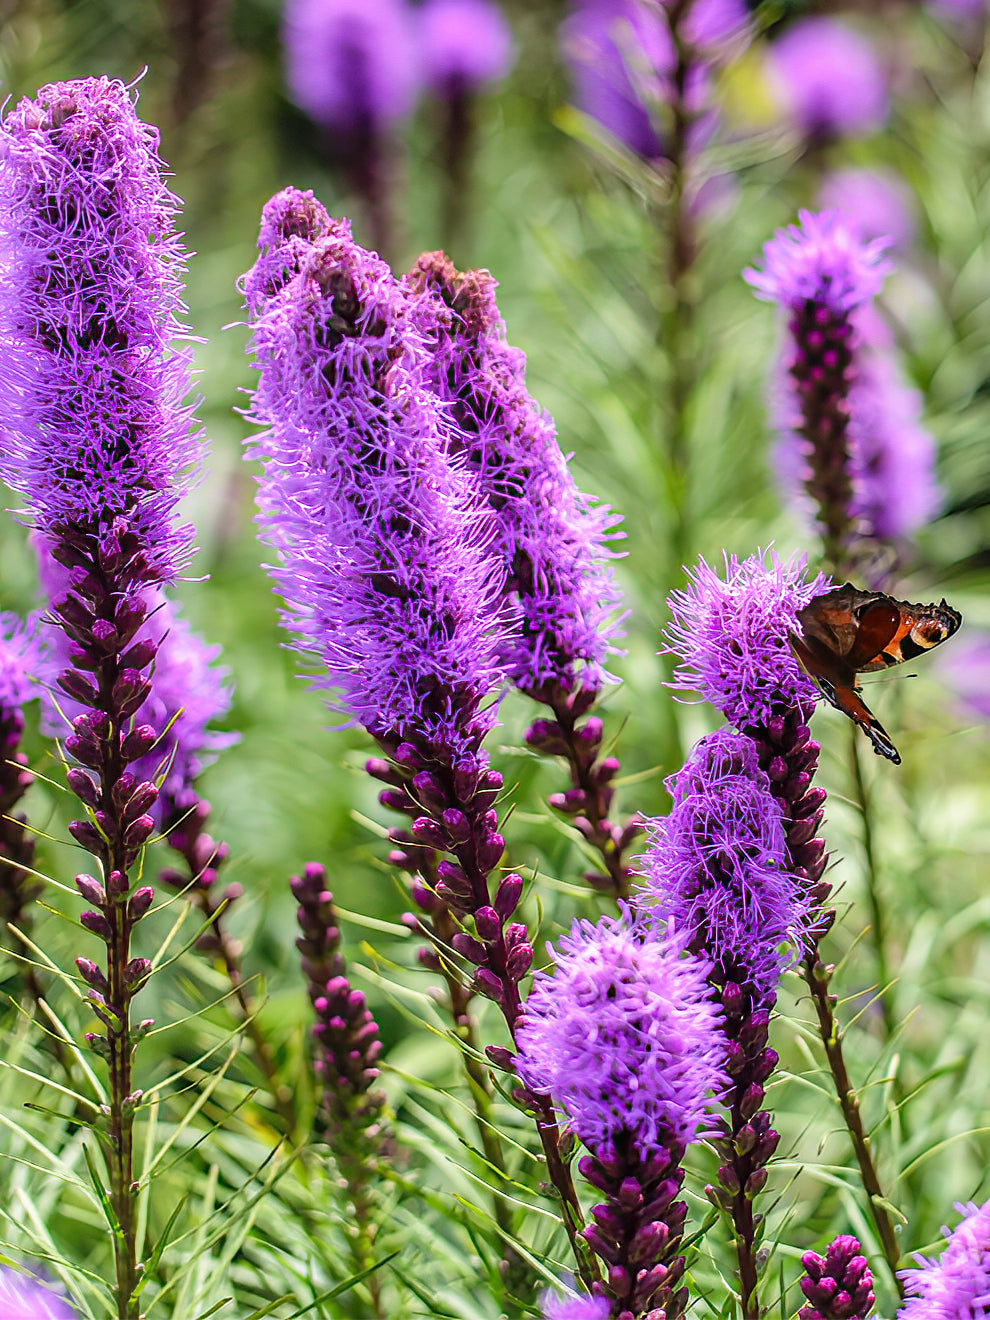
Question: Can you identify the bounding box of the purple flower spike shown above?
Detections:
[291,863,387,1146]
[243,203,507,758]
[768,18,888,141]
[407,252,621,697]
[515,909,725,1155]
[517,909,725,1319]
[540,1289,610,1320]
[282,0,419,137]
[417,0,514,95]
[0,1268,76,1319]
[664,549,829,731]
[899,1200,990,1319]
[800,1235,875,1320]
[0,76,200,582]
[0,612,44,715]
[641,729,805,999]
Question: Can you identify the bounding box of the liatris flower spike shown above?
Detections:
[0,76,202,1314]
[407,252,635,895]
[641,729,805,1315]
[799,1235,875,1320]
[515,910,726,1319]
[898,1200,990,1318]
[767,18,888,142]
[745,211,892,571]
[665,549,905,1283]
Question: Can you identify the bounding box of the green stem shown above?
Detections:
[848,728,896,1042]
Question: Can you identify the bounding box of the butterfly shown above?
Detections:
[791,584,962,765]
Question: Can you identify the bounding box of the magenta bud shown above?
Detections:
[485,1045,513,1071]
[80,909,112,941]
[745,1167,768,1197]
[451,932,489,965]
[112,670,151,718]
[379,788,411,813]
[441,808,470,843]
[364,756,394,783]
[124,815,155,849]
[76,957,109,992]
[473,906,501,942]
[124,957,152,984]
[738,1082,765,1120]
[64,733,100,767]
[476,833,504,872]
[393,742,422,768]
[107,870,129,897]
[121,639,157,670]
[411,771,445,809]
[411,816,444,849]
[123,782,158,821]
[410,882,440,913]
[504,922,528,949]
[417,946,442,971]
[75,873,105,904]
[121,724,158,761]
[717,1164,740,1195]
[575,716,603,747]
[69,819,104,851]
[473,968,505,1003]
[128,887,154,921]
[58,670,99,706]
[66,768,100,808]
[494,872,523,918]
[506,943,534,980]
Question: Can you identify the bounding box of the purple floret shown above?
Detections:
[514,908,726,1155]
[664,550,829,731]
[243,198,507,754]
[406,252,621,695]
[0,76,200,581]
[640,729,805,998]
[899,1200,990,1319]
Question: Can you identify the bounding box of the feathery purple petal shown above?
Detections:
[664,550,829,730]
[899,1200,990,1319]
[514,909,726,1154]
[407,252,621,694]
[639,729,805,998]
[243,191,507,754]
[0,76,200,580]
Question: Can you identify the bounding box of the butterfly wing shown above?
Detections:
[790,628,902,764]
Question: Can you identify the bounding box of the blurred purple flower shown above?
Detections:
[559,0,675,158]
[0,76,200,583]
[818,168,917,252]
[899,1200,990,1319]
[938,631,990,723]
[416,0,513,94]
[540,1290,610,1320]
[243,190,506,755]
[799,1235,874,1320]
[745,208,891,315]
[767,18,888,140]
[640,729,804,999]
[750,213,939,547]
[928,0,987,18]
[407,253,621,695]
[282,0,419,136]
[664,550,829,731]
[515,908,725,1153]
[0,1268,76,1319]
[0,613,44,714]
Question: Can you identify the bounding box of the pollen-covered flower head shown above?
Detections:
[244,208,508,753]
[0,612,45,715]
[899,1199,990,1319]
[0,76,200,580]
[406,251,621,694]
[0,1268,76,1319]
[664,550,830,730]
[639,730,804,997]
[514,909,726,1155]
[744,210,891,317]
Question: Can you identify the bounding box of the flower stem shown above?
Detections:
[848,729,896,1042]
[801,951,903,1293]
